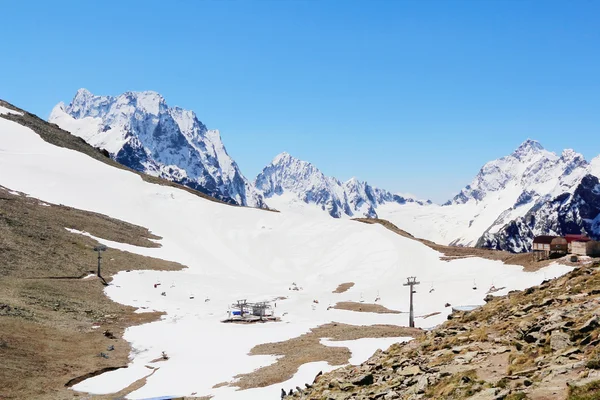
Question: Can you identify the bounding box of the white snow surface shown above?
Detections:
[0,118,573,399]
[0,105,24,116]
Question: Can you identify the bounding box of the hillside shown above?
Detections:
[0,185,185,399]
[297,262,600,400]
[0,99,573,399]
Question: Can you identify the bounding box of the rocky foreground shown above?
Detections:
[294,263,600,400]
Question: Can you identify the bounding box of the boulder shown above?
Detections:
[551,330,571,351]
[353,374,374,386]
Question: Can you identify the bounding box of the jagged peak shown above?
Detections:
[512,139,544,157]
[560,148,584,161]
[74,88,93,98]
[271,151,309,166]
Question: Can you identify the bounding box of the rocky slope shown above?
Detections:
[255,152,429,218]
[49,89,264,207]
[295,262,600,400]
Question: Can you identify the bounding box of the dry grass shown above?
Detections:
[568,380,600,400]
[232,323,421,390]
[332,282,355,293]
[332,301,402,314]
[425,369,485,398]
[0,187,186,399]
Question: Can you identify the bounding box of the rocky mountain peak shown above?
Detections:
[512,138,544,160]
[49,89,264,208]
[255,154,427,218]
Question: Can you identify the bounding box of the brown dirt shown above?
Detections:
[0,186,186,399]
[231,322,422,390]
[332,301,402,314]
[333,282,355,293]
[354,218,560,272]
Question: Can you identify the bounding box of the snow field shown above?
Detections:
[0,117,572,399]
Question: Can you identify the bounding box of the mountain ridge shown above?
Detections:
[49,89,264,207]
[255,151,430,218]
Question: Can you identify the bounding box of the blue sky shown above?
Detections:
[1,0,599,203]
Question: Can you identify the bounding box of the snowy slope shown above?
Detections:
[379,140,598,248]
[49,89,264,207]
[255,152,429,218]
[0,110,572,399]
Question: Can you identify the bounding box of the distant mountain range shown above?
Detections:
[255,152,429,218]
[50,89,600,252]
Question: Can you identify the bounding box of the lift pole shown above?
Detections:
[403,276,420,328]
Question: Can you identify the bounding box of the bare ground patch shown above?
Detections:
[332,282,355,293]
[231,323,421,390]
[0,186,186,399]
[332,301,402,314]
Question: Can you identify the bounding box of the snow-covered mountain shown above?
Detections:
[478,173,600,252]
[378,140,600,251]
[49,89,264,207]
[255,152,429,218]
[2,99,570,399]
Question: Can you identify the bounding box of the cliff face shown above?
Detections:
[296,263,600,400]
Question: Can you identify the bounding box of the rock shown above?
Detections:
[522,303,535,312]
[524,332,540,344]
[578,316,599,333]
[538,297,554,307]
[561,347,582,357]
[469,388,497,399]
[384,391,400,400]
[353,374,374,386]
[494,389,511,399]
[398,366,422,377]
[517,367,539,377]
[415,375,428,394]
[550,330,571,351]
[451,345,469,354]
[457,351,479,364]
[491,346,511,355]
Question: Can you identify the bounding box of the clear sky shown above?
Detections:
[1,0,599,203]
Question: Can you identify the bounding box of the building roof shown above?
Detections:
[565,234,591,243]
[533,235,560,244]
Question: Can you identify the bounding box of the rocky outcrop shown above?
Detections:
[296,263,600,399]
